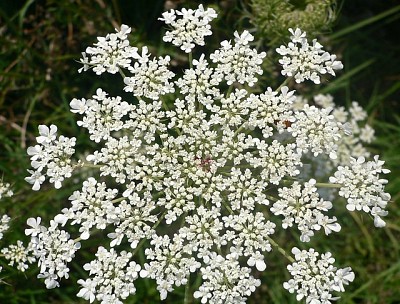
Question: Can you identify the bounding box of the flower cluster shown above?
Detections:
[0,180,13,200]
[79,24,138,74]
[1,240,36,272]
[276,28,343,84]
[290,94,376,186]
[77,247,141,303]
[330,156,391,227]
[140,234,201,300]
[0,214,11,240]
[58,177,119,240]
[25,125,77,190]
[25,217,81,288]
[284,247,355,303]
[15,5,391,304]
[271,179,341,242]
[288,104,341,159]
[123,47,175,100]
[159,4,217,53]
[194,252,261,303]
[210,30,266,86]
[70,88,131,143]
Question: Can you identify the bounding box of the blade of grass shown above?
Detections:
[346,259,400,300]
[18,0,35,28]
[330,5,400,39]
[319,59,375,94]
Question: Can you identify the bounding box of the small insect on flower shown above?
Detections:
[274,119,293,128]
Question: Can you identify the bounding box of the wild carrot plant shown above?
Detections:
[0,4,392,304]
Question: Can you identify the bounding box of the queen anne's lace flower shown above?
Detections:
[288,104,341,159]
[159,4,217,53]
[0,214,11,240]
[70,88,131,143]
[246,86,295,135]
[19,4,390,304]
[271,179,341,242]
[247,139,302,184]
[193,252,261,304]
[140,234,201,300]
[293,94,375,168]
[79,24,138,74]
[1,240,36,272]
[124,47,175,100]
[0,180,13,200]
[57,177,118,240]
[222,211,275,270]
[175,54,223,104]
[284,247,355,303]
[329,156,391,227]
[25,125,76,190]
[25,218,81,289]
[210,30,266,86]
[77,247,141,304]
[276,28,343,84]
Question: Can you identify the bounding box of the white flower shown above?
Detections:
[25,217,43,236]
[349,101,367,121]
[124,49,175,100]
[77,278,97,303]
[71,89,131,142]
[359,124,375,143]
[25,169,46,191]
[21,7,384,303]
[36,124,57,144]
[26,125,76,190]
[0,214,11,240]
[60,177,118,240]
[27,220,81,289]
[1,240,36,272]
[271,179,341,242]
[210,31,266,86]
[159,4,217,53]
[288,104,341,159]
[141,234,201,300]
[79,24,138,74]
[194,252,261,304]
[329,155,391,227]
[0,180,13,200]
[77,247,140,303]
[284,247,354,303]
[277,28,343,84]
[247,140,302,184]
[175,53,223,104]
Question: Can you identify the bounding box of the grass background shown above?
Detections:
[0,0,399,303]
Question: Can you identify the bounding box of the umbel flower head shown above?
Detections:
[284,247,355,303]
[276,28,343,84]
[21,4,391,304]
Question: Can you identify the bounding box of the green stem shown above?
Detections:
[222,200,234,215]
[276,76,293,92]
[184,274,191,304]
[132,210,167,256]
[111,197,126,204]
[266,236,295,263]
[225,84,234,98]
[266,195,278,202]
[73,236,82,243]
[81,163,102,169]
[314,182,342,188]
[118,68,126,79]
[189,52,193,69]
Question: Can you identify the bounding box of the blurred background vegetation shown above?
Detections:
[0,0,399,303]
